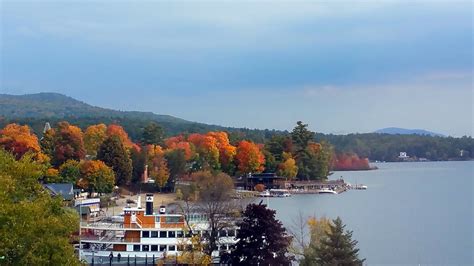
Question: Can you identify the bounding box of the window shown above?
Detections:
[151,245,158,251]
[159,245,166,252]
[168,245,176,251]
[133,245,140,252]
[142,245,149,252]
[176,231,184,238]
[165,216,181,223]
[142,231,150,238]
[219,230,227,237]
[177,245,184,251]
[168,231,176,238]
[151,231,158,238]
[159,231,167,238]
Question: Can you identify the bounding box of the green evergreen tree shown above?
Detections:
[231,203,293,265]
[291,121,315,154]
[97,135,132,186]
[315,217,365,265]
[142,122,164,146]
[130,146,146,184]
[40,128,55,159]
[165,149,187,189]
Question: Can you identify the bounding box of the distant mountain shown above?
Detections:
[374,127,445,137]
[0,92,285,141]
[0,92,191,124]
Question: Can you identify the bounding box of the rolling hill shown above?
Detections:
[374,127,445,137]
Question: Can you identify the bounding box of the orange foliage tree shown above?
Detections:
[188,133,220,170]
[235,140,265,174]
[0,123,41,159]
[207,132,236,172]
[106,124,133,149]
[84,124,107,156]
[53,122,86,166]
[165,135,195,161]
[77,160,115,193]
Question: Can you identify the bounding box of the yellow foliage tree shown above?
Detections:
[84,124,107,156]
[277,152,298,179]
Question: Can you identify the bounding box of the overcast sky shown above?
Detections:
[1,1,472,136]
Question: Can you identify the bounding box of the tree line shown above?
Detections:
[2,115,471,163]
[0,121,335,193]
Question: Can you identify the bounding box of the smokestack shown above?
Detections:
[145,194,153,215]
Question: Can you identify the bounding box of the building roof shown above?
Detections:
[44,183,74,200]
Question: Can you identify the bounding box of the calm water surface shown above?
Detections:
[266,161,473,265]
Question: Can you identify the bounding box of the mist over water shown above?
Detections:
[267,161,473,265]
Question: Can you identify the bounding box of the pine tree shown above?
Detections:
[231,203,293,265]
[97,135,132,186]
[315,217,365,265]
[142,122,164,146]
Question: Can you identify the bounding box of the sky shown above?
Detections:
[1,1,472,136]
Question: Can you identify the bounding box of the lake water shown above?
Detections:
[266,161,473,265]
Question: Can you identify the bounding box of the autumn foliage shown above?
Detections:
[0,123,41,159]
[106,124,133,149]
[235,140,265,174]
[53,122,86,166]
[332,153,370,171]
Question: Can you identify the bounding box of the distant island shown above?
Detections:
[1,93,472,162]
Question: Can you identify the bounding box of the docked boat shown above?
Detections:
[318,188,337,194]
[269,189,292,197]
[79,194,237,263]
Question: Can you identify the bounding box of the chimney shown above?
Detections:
[145,194,154,215]
[159,205,166,214]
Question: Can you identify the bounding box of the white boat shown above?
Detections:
[259,190,271,197]
[318,188,337,194]
[269,189,291,197]
[79,194,237,263]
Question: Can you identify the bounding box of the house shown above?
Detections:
[43,183,75,201]
[236,173,286,190]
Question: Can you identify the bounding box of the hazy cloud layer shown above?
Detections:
[1,1,472,136]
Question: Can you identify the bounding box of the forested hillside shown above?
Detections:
[1,93,472,162]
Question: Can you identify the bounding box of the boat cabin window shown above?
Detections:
[151,231,158,238]
[165,216,181,223]
[169,245,176,251]
[142,245,149,251]
[151,245,158,251]
[218,230,227,237]
[159,231,167,238]
[168,231,176,238]
[133,245,140,252]
[142,231,150,238]
[159,245,166,252]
